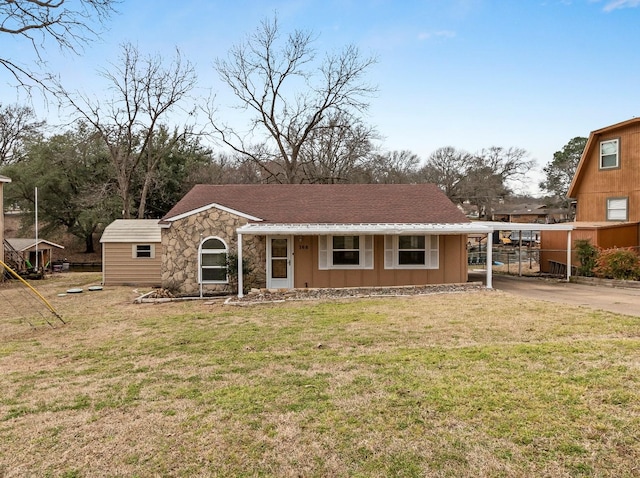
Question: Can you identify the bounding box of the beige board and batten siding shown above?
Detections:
[100,219,163,286]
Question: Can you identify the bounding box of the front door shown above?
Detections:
[267,236,293,289]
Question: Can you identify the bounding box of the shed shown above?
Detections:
[100,219,162,286]
[4,238,64,272]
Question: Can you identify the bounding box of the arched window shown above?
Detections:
[199,237,228,283]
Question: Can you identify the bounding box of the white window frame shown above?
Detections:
[199,236,229,284]
[132,244,154,259]
[318,235,374,270]
[600,139,619,169]
[384,235,439,269]
[607,197,628,221]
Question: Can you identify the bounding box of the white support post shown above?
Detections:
[486,232,493,289]
[566,230,572,281]
[237,233,244,298]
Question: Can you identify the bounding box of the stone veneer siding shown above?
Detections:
[161,207,266,295]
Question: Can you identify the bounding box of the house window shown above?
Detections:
[200,237,228,283]
[384,235,439,269]
[607,197,628,221]
[600,139,619,169]
[318,235,373,269]
[133,244,154,259]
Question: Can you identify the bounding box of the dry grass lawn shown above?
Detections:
[1,273,640,477]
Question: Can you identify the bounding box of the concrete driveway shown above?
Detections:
[470,272,640,317]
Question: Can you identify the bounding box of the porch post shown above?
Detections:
[237,233,244,298]
[486,232,493,289]
[566,230,572,281]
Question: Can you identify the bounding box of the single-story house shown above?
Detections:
[100,219,163,286]
[158,184,574,297]
[4,238,64,272]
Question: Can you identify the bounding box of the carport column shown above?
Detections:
[486,231,493,289]
[237,233,244,298]
[566,230,572,281]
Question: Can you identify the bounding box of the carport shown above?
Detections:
[479,222,575,288]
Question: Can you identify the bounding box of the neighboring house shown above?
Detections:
[4,238,64,272]
[100,219,163,286]
[541,117,640,272]
[492,204,570,224]
[160,184,490,297]
[0,175,10,271]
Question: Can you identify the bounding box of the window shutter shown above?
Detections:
[364,235,374,269]
[384,236,394,269]
[608,198,627,221]
[429,235,439,268]
[318,235,328,270]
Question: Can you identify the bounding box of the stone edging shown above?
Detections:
[223,282,487,306]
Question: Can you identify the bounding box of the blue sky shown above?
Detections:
[2,0,640,195]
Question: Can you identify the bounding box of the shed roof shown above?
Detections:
[100,219,162,243]
[162,184,469,225]
[6,238,64,251]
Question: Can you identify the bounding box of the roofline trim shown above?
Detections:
[163,203,263,223]
[237,223,494,235]
[237,222,575,235]
[6,238,65,250]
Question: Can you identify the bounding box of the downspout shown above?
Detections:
[237,233,244,298]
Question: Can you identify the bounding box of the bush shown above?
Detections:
[593,247,640,281]
[574,239,598,277]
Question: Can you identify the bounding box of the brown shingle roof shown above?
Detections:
[162,184,468,224]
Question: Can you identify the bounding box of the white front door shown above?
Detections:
[267,236,293,289]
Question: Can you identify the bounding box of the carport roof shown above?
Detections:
[237,221,574,235]
[479,222,574,231]
[237,222,492,235]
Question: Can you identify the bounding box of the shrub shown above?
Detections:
[593,247,640,281]
[574,239,598,277]
[227,252,257,293]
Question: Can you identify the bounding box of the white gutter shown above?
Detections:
[237,222,494,235]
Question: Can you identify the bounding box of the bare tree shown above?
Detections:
[419,146,471,200]
[461,146,535,218]
[0,102,45,165]
[0,0,116,87]
[299,113,377,183]
[356,149,421,184]
[209,15,377,183]
[58,42,197,218]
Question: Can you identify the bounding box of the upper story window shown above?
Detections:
[600,139,619,169]
[133,244,154,258]
[200,237,228,283]
[318,235,373,269]
[607,197,628,221]
[384,235,439,269]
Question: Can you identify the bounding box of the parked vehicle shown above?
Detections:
[509,231,539,247]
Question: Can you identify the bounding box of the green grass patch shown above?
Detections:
[1,293,640,476]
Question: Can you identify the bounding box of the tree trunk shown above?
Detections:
[84,232,95,254]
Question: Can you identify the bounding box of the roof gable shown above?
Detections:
[100,219,162,243]
[568,117,640,198]
[6,238,64,251]
[162,184,469,225]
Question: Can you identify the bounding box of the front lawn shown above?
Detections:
[1,274,639,477]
